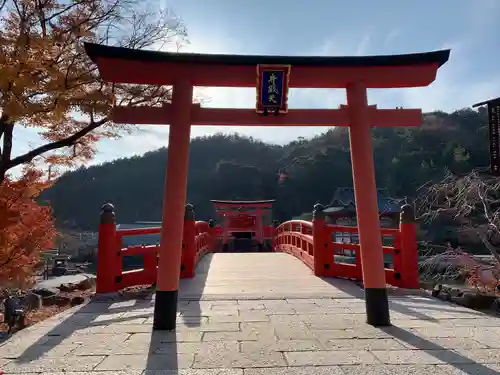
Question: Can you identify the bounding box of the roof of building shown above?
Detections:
[324,187,401,214]
[85,43,450,68]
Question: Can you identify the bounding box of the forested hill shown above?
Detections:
[41,108,489,231]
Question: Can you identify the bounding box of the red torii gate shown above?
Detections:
[211,199,275,248]
[85,43,450,330]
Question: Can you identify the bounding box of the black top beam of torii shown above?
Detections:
[472,96,500,108]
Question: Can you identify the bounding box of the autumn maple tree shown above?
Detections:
[0,0,187,183]
[0,0,187,287]
[0,168,55,288]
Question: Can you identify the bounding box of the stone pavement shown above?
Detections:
[1,253,500,374]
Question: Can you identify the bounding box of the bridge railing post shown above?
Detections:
[208,219,217,252]
[399,204,420,289]
[96,203,118,293]
[272,220,279,249]
[143,242,158,285]
[312,203,329,277]
[181,204,196,278]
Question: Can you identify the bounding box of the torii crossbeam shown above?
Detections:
[85,42,450,330]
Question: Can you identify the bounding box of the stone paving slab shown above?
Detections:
[1,253,500,373]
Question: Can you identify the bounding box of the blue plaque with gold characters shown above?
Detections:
[256,65,291,114]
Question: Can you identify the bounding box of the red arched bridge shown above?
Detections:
[96,200,419,298]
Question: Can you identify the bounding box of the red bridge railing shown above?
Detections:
[274,203,419,289]
[96,203,214,293]
[96,201,420,293]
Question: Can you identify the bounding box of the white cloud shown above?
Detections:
[390,41,500,112]
[356,34,372,56]
[311,38,500,113]
[383,29,401,47]
[466,0,500,30]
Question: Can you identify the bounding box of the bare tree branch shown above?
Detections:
[7,118,108,169]
[0,0,6,12]
[416,168,500,265]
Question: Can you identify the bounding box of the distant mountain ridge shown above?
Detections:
[40,108,489,231]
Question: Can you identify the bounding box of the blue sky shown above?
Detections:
[13,0,500,168]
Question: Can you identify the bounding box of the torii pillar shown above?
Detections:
[347,82,389,324]
[154,80,193,330]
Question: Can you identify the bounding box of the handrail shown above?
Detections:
[116,227,161,237]
[274,208,419,288]
[96,205,215,293]
[277,220,312,229]
[326,224,399,235]
[274,220,315,270]
[98,202,420,294]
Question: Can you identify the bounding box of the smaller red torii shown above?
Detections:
[211,200,275,250]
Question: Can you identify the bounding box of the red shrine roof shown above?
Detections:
[84,43,450,88]
[211,200,276,205]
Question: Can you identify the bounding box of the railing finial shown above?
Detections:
[400,204,415,224]
[185,203,195,220]
[100,202,116,224]
[313,202,325,219]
